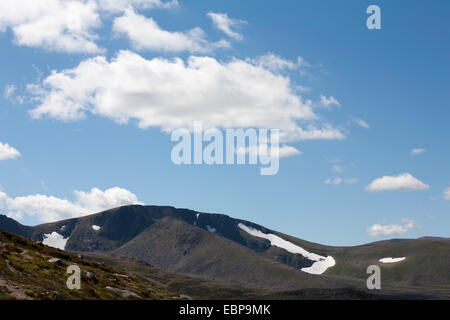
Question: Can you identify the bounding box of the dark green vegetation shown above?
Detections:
[0,231,181,300]
[327,238,450,297]
[0,205,449,299]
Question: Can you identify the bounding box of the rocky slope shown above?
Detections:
[0,230,181,300]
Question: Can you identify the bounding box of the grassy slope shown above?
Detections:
[253,228,450,298]
[327,239,450,295]
[0,231,181,300]
[83,251,440,300]
[113,216,349,290]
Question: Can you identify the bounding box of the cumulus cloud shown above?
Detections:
[0,0,177,53]
[0,187,143,223]
[28,50,345,142]
[325,177,358,185]
[443,187,450,201]
[366,173,429,192]
[74,187,142,213]
[0,142,21,161]
[367,218,419,237]
[410,148,426,156]
[0,0,103,53]
[113,8,229,53]
[207,12,246,41]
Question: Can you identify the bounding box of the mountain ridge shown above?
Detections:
[1,205,449,299]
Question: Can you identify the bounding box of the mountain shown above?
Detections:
[1,205,449,299]
[0,215,35,238]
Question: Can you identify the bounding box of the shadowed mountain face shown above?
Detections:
[13,205,320,272]
[113,217,328,289]
[1,205,449,299]
[0,215,35,239]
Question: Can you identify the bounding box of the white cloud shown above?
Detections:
[319,95,340,108]
[0,0,103,53]
[443,187,450,201]
[207,12,246,41]
[236,145,301,159]
[350,116,370,129]
[3,85,17,99]
[277,145,302,158]
[325,177,358,185]
[328,157,341,164]
[3,84,25,104]
[249,54,297,73]
[249,54,314,76]
[0,0,177,53]
[368,218,419,237]
[0,187,143,223]
[366,173,429,192]
[28,50,345,142]
[74,187,142,213]
[113,8,229,53]
[296,56,313,68]
[410,148,426,156]
[0,142,21,161]
[332,165,343,173]
[97,0,178,13]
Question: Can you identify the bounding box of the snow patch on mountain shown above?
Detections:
[92,225,101,231]
[206,225,216,233]
[42,232,68,250]
[238,223,336,275]
[379,257,406,263]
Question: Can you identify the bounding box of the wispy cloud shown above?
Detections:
[319,95,341,108]
[249,53,297,73]
[325,177,358,185]
[350,116,370,129]
[3,84,16,99]
[207,12,246,41]
[236,145,301,159]
[410,148,426,156]
[443,187,450,201]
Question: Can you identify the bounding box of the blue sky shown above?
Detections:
[0,0,449,245]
